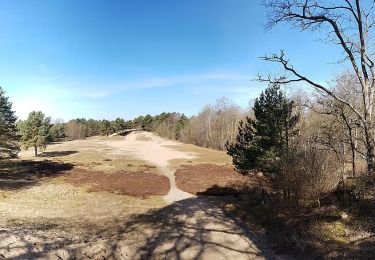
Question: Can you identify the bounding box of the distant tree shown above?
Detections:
[0,87,20,158]
[100,119,112,137]
[175,114,188,139]
[112,117,126,132]
[19,111,51,156]
[49,122,65,142]
[65,119,85,140]
[132,116,144,129]
[180,98,243,150]
[85,119,101,137]
[142,114,153,131]
[154,112,180,139]
[226,84,299,174]
[124,120,133,129]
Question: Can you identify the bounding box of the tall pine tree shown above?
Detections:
[226,84,299,174]
[0,87,20,158]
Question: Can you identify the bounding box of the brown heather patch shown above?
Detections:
[175,164,255,196]
[64,168,170,197]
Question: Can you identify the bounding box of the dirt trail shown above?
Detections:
[106,132,196,203]
[104,132,274,259]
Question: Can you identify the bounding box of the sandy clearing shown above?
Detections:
[105,132,197,203]
[0,132,274,259]
[105,132,196,168]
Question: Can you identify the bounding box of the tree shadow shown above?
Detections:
[197,185,245,196]
[40,150,78,157]
[118,197,275,259]
[0,197,275,259]
[0,160,74,190]
[212,193,375,259]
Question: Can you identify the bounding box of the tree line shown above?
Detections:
[0,88,247,157]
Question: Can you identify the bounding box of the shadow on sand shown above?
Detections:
[0,159,74,190]
[40,150,78,157]
[0,197,274,259]
[120,197,273,259]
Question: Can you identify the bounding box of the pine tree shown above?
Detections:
[142,114,153,131]
[226,84,299,174]
[226,117,258,174]
[49,123,66,142]
[113,117,126,132]
[0,87,20,158]
[100,119,112,137]
[175,114,188,139]
[19,111,51,156]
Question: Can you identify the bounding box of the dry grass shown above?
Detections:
[4,136,168,222]
[21,137,160,174]
[135,133,152,141]
[165,143,232,170]
[0,182,164,224]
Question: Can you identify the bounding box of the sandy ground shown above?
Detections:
[105,132,196,203]
[0,132,274,259]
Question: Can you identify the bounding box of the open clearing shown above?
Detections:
[0,132,273,259]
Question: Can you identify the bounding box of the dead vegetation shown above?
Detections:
[217,196,375,259]
[175,164,248,195]
[174,164,271,201]
[65,169,170,197]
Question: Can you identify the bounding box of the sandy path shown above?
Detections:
[105,132,196,203]
[0,132,274,259]
[103,132,274,259]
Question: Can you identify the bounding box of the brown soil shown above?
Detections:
[65,169,170,197]
[175,164,253,195]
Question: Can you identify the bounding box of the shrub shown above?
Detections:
[278,148,340,206]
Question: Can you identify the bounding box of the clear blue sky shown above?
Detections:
[1,0,344,121]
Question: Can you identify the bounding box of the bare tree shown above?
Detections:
[180,98,243,150]
[279,147,340,206]
[309,72,366,177]
[260,0,375,174]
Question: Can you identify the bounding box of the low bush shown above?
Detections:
[277,148,341,206]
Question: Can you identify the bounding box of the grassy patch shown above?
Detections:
[166,143,232,170]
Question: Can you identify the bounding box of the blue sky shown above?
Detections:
[1,0,345,121]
